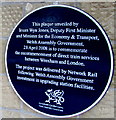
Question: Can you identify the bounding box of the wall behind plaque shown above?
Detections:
[0,1,115,118]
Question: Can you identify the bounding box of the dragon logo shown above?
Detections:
[45,89,64,105]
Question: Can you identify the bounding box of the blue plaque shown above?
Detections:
[5,5,114,118]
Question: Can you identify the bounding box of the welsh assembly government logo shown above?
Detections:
[45,89,65,105]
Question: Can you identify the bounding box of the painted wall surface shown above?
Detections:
[0,1,115,118]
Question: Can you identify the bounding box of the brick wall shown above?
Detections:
[0,1,115,118]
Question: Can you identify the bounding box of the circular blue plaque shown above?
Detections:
[5,5,114,118]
